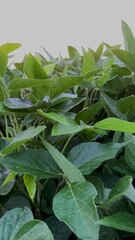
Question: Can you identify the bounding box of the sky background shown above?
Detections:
[0,0,135,61]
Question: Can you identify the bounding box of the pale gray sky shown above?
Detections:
[0,0,135,60]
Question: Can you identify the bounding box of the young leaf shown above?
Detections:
[2,171,16,187]
[0,49,8,77]
[0,43,21,53]
[53,181,99,240]
[68,46,78,58]
[41,139,85,183]
[122,20,135,53]
[94,117,135,133]
[100,212,135,233]
[81,51,95,75]
[44,63,56,75]
[1,126,46,155]
[24,53,48,79]
[23,174,37,201]
[0,169,15,195]
[0,149,62,179]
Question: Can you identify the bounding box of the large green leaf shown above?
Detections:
[0,149,62,179]
[124,133,135,170]
[52,122,95,136]
[1,126,46,155]
[24,53,48,79]
[100,212,135,233]
[111,49,135,72]
[41,139,85,183]
[14,220,54,240]
[50,70,101,99]
[68,142,126,175]
[94,117,135,133]
[0,207,33,240]
[0,50,8,77]
[122,20,135,53]
[9,78,51,91]
[116,95,135,115]
[0,207,54,240]
[102,175,135,207]
[53,181,99,240]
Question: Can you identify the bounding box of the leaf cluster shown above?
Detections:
[1,21,135,239]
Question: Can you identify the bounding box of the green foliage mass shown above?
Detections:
[1,21,135,239]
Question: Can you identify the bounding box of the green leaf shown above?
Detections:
[41,139,85,183]
[15,220,54,240]
[81,51,95,75]
[50,70,100,99]
[23,174,37,201]
[125,133,135,170]
[2,171,16,187]
[68,142,126,175]
[94,43,104,62]
[4,98,33,109]
[122,20,135,53]
[0,43,21,53]
[0,207,54,240]
[75,99,105,123]
[111,49,135,72]
[101,92,124,119]
[24,53,48,79]
[37,109,74,125]
[116,95,135,115]
[51,122,101,136]
[0,50,8,77]
[103,176,135,207]
[68,46,78,58]
[0,169,14,195]
[0,149,62,179]
[0,207,33,240]
[1,126,46,155]
[94,117,135,133]
[9,78,51,91]
[96,73,110,89]
[100,212,135,233]
[44,63,56,75]
[53,181,99,240]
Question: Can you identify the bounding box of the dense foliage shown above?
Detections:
[1,21,135,239]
